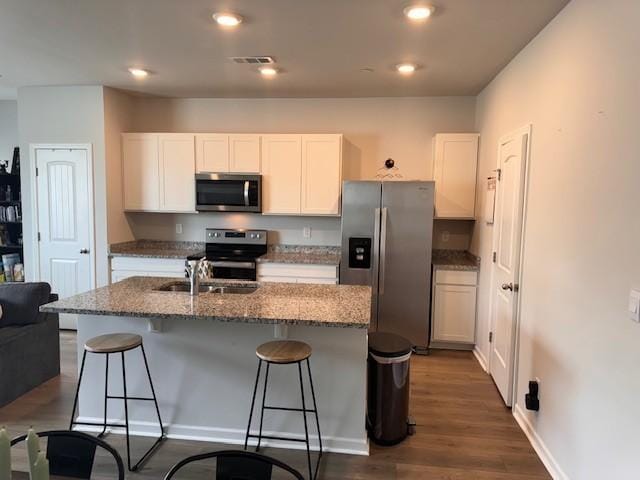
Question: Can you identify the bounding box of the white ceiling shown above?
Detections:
[0,0,569,99]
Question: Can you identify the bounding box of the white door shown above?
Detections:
[196,134,229,173]
[159,134,196,212]
[489,126,531,405]
[229,134,261,173]
[301,135,342,215]
[261,135,302,214]
[36,147,94,330]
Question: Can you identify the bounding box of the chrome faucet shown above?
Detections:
[186,257,206,296]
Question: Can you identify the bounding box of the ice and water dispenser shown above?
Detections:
[348,237,372,269]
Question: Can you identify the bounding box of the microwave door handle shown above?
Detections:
[243,181,250,207]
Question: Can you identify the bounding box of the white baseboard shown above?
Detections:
[472,346,489,372]
[512,405,568,480]
[75,416,369,456]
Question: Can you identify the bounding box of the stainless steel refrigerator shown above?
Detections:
[340,181,435,350]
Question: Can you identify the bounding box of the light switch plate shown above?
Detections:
[303,227,311,239]
[629,289,640,323]
[176,223,183,235]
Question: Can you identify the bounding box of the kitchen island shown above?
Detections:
[41,277,371,455]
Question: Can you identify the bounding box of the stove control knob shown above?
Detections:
[255,233,261,239]
[213,232,220,238]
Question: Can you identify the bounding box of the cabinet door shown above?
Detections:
[301,135,342,215]
[261,135,302,214]
[196,134,229,173]
[122,133,160,210]
[433,133,479,218]
[229,134,261,173]
[432,284,477,343]
[159,134,196,212]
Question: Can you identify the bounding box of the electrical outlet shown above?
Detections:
[176,223,183,235]
[442,231,450,243]
[303,227,312,239]
[629,289,640,322]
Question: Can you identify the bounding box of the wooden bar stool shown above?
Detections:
[244,340,322,480]
[69,333,165,471]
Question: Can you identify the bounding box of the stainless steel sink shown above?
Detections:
[155,282,258,294]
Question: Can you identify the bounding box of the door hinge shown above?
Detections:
[495,168,502,181]
[35,167,39,177]
[492,251,497,263]
[37,232,41,241]
[489,331,493,343]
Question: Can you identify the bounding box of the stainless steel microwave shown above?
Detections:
[195,174,262,212]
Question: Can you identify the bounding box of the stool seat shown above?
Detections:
[256,340,312,364]
[85,333,143,353]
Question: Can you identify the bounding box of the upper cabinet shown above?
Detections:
[123,133,196,212]
[261,134,343,216]
[196,134,229,173]
[123,134,160,211]
[433,133,479,219]
[195,134,260,174]
[261,135,302,215]
[301,135,343,215]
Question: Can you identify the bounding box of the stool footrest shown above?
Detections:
[264,405,317,414]
[246,434,307,443]
[106,395,156,401]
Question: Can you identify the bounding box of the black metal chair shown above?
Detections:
[11,430,125,479]
[163,449,304,480]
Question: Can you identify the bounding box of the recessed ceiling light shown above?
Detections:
[213,12,243,27]
[403,5,435,21]
[396,63,417,75]
[259,67,278,77]
[128,68,149,78]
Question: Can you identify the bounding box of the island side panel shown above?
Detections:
[75,314,369,455]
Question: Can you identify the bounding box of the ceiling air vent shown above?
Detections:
[230,56,275,65]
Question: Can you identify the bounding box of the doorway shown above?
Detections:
[32,145,95,330]
[488,126,531,406]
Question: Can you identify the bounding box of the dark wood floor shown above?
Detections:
[0,332,550,479]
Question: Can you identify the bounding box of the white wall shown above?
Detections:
[17,86,110,286]
[471,1,640,478]
[0,100,17,168]
[127,96,476,244]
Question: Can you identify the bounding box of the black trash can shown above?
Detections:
[367,332,413,445]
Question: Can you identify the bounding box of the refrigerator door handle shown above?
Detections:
[379,207,388,295]
[372,207,381,329]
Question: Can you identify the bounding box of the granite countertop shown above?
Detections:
[257,245,341,266]
[432,250,481,271]
[109,240,205,259]
[41,276,370,329]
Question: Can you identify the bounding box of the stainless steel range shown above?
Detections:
[188,229,268,281]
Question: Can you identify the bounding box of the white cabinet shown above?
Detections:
[195,134,260,173]
[262,134,343,216]
[261,135,303,214]
[301,135,343,215]
[196,134,229,173]
[229,134,261,173]
[159,134,196,212]
[433,133,479,219]
[123,133,195,212]
[123,134,160,211]
[431,269,477,346]
[257,263,338,284]
[111,257,186,284]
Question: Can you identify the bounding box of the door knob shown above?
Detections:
[79,249,90,254]
[501,283,513,291]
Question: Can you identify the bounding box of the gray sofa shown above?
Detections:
[0,282,60,407]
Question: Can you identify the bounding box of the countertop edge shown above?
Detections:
[40,305,368,329]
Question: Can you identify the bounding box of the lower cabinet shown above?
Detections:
[257,263,338,284]
[111,257,186,284]
[431,269,478,346]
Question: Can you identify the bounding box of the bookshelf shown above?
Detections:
[0,169,23,281]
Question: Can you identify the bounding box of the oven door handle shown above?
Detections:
[243,181,250,207]
[210,261,255,269]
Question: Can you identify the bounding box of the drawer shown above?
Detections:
[257,263,338,279]
[111,256,186,273]
[435,269,477,286]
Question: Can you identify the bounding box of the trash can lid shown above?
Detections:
[368,332,413,358]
